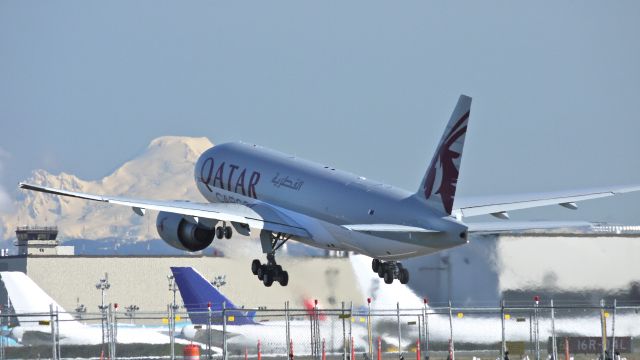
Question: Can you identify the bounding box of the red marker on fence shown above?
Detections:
[322,338,326,360]
[257,340,262,360]
[351,336,355,360]
[289,339,295,360]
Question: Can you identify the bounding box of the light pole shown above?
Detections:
[95,273,110,350]
[74,301,87,321]
[125,305,139,324]
[210,275,227,288]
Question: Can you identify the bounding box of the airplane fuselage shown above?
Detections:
[195,142,467,260]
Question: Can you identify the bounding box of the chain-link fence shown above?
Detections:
[0,301,637,360]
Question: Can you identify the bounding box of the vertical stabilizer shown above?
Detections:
[417,95,472,215]
[0,272,77,324]
[170,267,257,325]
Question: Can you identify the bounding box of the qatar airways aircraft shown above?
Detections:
[20,95,640,287]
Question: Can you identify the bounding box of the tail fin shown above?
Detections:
[170,267,257,325]
[0,272,78,325]
[417,95,472,215]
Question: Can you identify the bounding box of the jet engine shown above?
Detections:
[156,212,215,251]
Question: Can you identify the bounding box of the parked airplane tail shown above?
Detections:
[416,95,472,215]
[170,267,258,326]
[0,272,78,326]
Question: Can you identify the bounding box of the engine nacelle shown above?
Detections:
[156,212,215,252]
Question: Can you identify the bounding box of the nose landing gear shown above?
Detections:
[372,258,409,284]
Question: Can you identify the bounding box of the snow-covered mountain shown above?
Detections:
[0,136,213,241]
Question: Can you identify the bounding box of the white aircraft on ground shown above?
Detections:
[171,266,368,354]
[19,95,640,286]
[0,271,210,348]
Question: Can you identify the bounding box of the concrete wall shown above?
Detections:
[0,255,362,317]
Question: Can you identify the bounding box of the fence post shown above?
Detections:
[49,304,56,360]
[448,300,455,360]
[286,301,291,360]
[423,298,429,360]
[377,337,382,360]
[416,340,420,360]
[612,299,617,360]
[169,304,174,360]
[342,302,347,360]
[396,302,402,360]
[223,301,228,360]
[207,302,212,359]
[564,338,569,360]
[368,298,373,360]
[534,297,540,360]
[56,306,61,360]
[113,303,118,360]
[551,299,557,360]
[349,302,353,360]
[501,300,506,360]
[600,299,606,360]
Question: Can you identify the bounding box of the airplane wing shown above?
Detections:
[453,184,640,219]
[19,183,310,238]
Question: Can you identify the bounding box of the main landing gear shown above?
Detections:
[372,258,409,285]
[215,223,233,240]
[250,232,291,287]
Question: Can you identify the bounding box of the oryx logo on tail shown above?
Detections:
[417,95,472,215]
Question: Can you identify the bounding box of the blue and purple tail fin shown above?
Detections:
[170,266,258,325]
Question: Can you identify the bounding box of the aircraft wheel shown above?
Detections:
[399,268,409,284]
[263,272,273,287]
[224,226,233,239]
[257,266,265,280]
[251,259,261,275]
[383,271,394,284]
[377,265,385,278]
[215,227,224,239]
[279,271,289,286]
[372,259,381,273]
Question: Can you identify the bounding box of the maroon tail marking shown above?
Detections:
[423,111,470,214]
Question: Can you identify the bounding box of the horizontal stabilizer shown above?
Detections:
[343,224,440,233]
[467,221,594,233]
[454,184,640,218]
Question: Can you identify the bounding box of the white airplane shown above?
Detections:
[0,271,210,347]
[171,266,368,354]
[19,95,640,286]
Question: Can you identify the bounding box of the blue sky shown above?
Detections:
[1,1,639,223]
